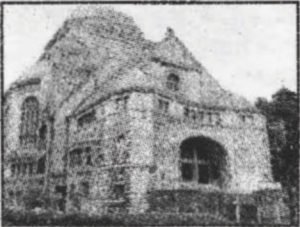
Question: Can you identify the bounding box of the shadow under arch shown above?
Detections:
[180,136,228,187]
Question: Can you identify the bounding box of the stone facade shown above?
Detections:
[3,8,287,224]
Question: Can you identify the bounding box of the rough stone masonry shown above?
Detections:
[3,7,288,224]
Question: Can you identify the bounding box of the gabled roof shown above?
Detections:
[5,61,51,96]
[6,8,256,116]
[150,28,202,72]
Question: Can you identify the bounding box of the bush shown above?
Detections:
[2,208,122,226]
[2,208,233,226]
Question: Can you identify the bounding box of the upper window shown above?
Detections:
[158,99,169,113]
[80,182,90,197]
[116,95,129,111]
[37,156,46,174]
[166,74,180,91]
[184,107,197,121]
[70,149,83,167]
[70,147,93,168]
[240,114,253,124]
[20,97,39,146]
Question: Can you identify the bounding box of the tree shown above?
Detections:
[255,87,298,224]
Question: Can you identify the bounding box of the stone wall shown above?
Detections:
[147,188,288,224]
[149,97,274,193]
[4,84,42,157]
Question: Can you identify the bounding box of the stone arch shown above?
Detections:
[179,136,228,187]
[20,96,39,146]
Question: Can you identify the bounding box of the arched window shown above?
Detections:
[180,136,227,185]
[20,97,39,146]
[166,74,180,91]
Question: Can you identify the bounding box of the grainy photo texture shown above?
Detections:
[2,3,299,226]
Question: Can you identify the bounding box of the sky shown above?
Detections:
[3,4,297,102]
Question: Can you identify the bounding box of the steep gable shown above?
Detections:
[150,28,202,72]
[149,28,255,112]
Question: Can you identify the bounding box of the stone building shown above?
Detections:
[3,7,287,224]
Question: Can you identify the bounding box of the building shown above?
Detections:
[3,7,287,224]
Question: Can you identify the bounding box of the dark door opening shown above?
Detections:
[55,185,67,212]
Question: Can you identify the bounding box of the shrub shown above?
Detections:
[2,208,233,226]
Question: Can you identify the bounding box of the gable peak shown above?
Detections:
[165,27,175,39]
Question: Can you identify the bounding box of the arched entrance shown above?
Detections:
[180,136,228,186]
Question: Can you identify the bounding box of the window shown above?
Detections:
[184,107,198,121]
[115,168,126,182]
[77,110,96,127]
[28,163,33,175]
[240,204,257,223]
[161,172,165,180]
[8,191,14,197]
[37,156,46,174]
[208,112,213,124]
[70,147,92,167]
[116,95,129,111]
[39,124,47,149]
[11,164,16,176]
[240,114,253,124]
[20,97,39,146]
[117,134,125,143]
[248,115,254,121]
[113,184,125,200]
[158,99,169,113]
[184,107,190,118]
[55,186,67,212]
[22,163,28,175]
[16,191,22,197]
[191,110,197,121]
[84,147,92,166]
[17,164,21,176]
[181,148,210,184]
[13,162,35,176]
[39,124,47,140]
[80,182,90,197]
[240,115,246,123]
[113,135,129,165]
[180,137,227,185]
[166,74,180,91]
[96,153,105,166]
[70,149,82,167]
[216,113,222,126]
[198,111,204,122]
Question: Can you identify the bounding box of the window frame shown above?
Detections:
[158,98,170,114]
[20,97,39,146]
[112,183,126,200]
[69,146,96,168]
[166,73,180,91]
[181,148,212,184]
[116,95,130,111]
[80,182,90,197]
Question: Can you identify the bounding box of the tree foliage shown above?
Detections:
[255,87,298,224]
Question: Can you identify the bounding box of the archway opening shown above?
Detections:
[180,136,227,185]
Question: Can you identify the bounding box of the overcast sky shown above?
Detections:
[4,4,297,102]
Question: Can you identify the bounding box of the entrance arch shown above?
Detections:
[180,136,228,186]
